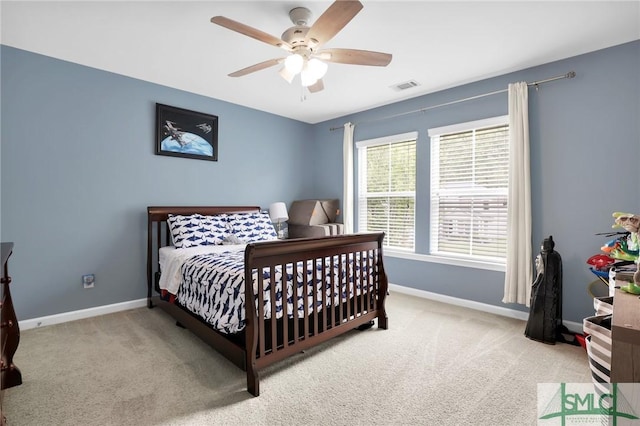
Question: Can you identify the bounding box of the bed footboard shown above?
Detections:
[243,233,388,396]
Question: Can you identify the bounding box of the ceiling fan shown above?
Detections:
[210,0,392,93]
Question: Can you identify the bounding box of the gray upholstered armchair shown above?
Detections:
[287,199,344,238]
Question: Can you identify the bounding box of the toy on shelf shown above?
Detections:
[601,236,639,261]
[611,212,640,294]
[587,254,616,270]
[586,253,615,282]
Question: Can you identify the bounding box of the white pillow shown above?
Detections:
[227,211,278,243]
[167,214,229,248]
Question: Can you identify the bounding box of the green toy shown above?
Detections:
[612,212,640,293]
[619,282,640,295]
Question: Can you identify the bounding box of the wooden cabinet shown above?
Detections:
[610,287,640,383]
[1,242,22,425]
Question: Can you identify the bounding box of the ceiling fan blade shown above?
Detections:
[211,16,292,51]
[308,79,324,93]
[317,48,392,67]
[228,58,284,77]
[305,1,363,47]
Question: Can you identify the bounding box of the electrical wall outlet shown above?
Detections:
[82,274,95,289]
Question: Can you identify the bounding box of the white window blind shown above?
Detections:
[357,132,417,251]
[429,117,509,261]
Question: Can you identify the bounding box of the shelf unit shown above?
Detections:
[610,286,640,382]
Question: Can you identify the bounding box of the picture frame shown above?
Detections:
[155,103,218,161]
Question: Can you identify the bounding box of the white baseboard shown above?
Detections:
[389,283,583,334]
[19,299,147,330]
[18,286,584,335]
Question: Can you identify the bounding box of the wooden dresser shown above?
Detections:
[1,242,22,425]
[610,287,640,383]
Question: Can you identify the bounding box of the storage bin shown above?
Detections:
[593,296,614,316]
[585,335,611,395]
[583,315,612,395]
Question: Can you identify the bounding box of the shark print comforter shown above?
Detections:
[176,250,372,334]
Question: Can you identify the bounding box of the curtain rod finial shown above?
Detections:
[567,71,576,79]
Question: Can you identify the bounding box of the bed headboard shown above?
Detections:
[147,206,261,222]
[146,206,261,304]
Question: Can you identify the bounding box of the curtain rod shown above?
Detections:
[329,71,576,131]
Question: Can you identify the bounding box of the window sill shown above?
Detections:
[383,250,506,272]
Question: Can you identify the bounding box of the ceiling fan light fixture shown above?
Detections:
[284,54,304,74]
[300,68,318,87]
[279,66,296,84]
[307,58,328,80]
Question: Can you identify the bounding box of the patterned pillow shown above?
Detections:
[167,214,229,248]
[227,211,278,243]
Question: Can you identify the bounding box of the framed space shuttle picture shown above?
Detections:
[155,103,218,161]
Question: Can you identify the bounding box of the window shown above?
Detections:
[429,116,509,262]
[357,132,417,251]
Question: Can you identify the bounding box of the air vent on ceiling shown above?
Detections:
[391,80,420,91]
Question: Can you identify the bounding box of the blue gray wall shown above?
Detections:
[313,40,640,323]
[2,41,638,323]
[1,45,314,319]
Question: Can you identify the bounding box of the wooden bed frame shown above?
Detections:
[147,206,388,396]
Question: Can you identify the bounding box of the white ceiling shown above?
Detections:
[2,1,639,124]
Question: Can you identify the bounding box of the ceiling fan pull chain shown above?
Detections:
[300,85,307,103]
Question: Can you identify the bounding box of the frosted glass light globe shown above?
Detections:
[284,54,304,74]
[300,69,318,87]
[307,58,328,80]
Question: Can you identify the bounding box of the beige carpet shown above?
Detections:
[4,292,590,425]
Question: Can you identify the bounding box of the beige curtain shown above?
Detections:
[502,82,533,306]
[343,122,354,233]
